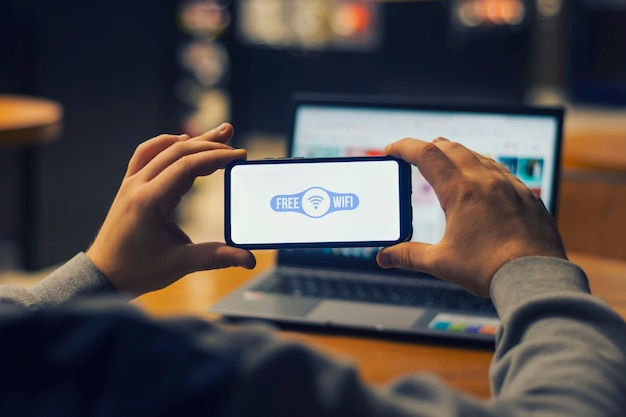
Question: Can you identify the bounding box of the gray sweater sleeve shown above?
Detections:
[0,252,116,310]
[487,257,626,416]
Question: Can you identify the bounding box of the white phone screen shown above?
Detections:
[226,158,411,247]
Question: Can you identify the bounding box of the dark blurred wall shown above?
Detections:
[226,1,534,138]
[566,0,626,104]
[1,0,179,268]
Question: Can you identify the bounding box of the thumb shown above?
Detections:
[376,242,433,273]
[184,242,257,272]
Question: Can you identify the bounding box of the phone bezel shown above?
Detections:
[224,155,413,249]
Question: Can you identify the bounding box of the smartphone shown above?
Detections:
[224,156,412,249]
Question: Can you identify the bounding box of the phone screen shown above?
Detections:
[225,156,412,249]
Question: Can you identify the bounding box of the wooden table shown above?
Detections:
[132,251,626,399]
[557,106,626,260]
[0,94,63,146]
[562,106,626,172]
[0,94,63,269]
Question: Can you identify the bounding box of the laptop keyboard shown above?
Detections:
[250,269,496,313]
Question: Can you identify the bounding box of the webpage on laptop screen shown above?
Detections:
[292,105,559,245]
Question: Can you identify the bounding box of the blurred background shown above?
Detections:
[1,0,625,271]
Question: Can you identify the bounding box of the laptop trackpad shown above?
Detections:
[306,301,425,328]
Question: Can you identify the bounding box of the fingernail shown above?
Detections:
[433,137,449,143]
[218,123,228,132]
[376,249,391,268]
[384,144,392,154]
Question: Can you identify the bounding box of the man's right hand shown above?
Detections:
[376,137,567,297]
[86,123,256,296]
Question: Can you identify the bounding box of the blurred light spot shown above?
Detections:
[293,0,331,46]
[537,0,562,18]
[180,41,229,86]
[237,0,380,51]
[455,0,525,27]
[179,0,231,38]
[331,3,372,37]
[501,1,524,24]
[457,1,483,27]
[184,89,230,137]
[240,0,290,45]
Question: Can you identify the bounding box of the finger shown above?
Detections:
[432,138,486,171]
[385,138,459,186]
[126,134,188,177]
[182,242,256,272]
[473,152,542,203]
[376,241,435,273]
[472,152,523,187]
[138,140,235,182]
[473,152,511,175]
[147,148,247,208]
[189,123,234,144]
[434,142,536,211]
[386,138,471,209]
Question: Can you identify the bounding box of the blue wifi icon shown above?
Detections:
[308,195,324,210]
[271,186,359,218]
[301,187,331,217]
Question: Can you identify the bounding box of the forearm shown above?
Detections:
[0,252,116,310]
[488,257,626,416]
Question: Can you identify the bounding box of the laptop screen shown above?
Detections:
[280,95,564,272]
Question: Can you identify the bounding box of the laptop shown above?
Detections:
[210,94,564,342]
